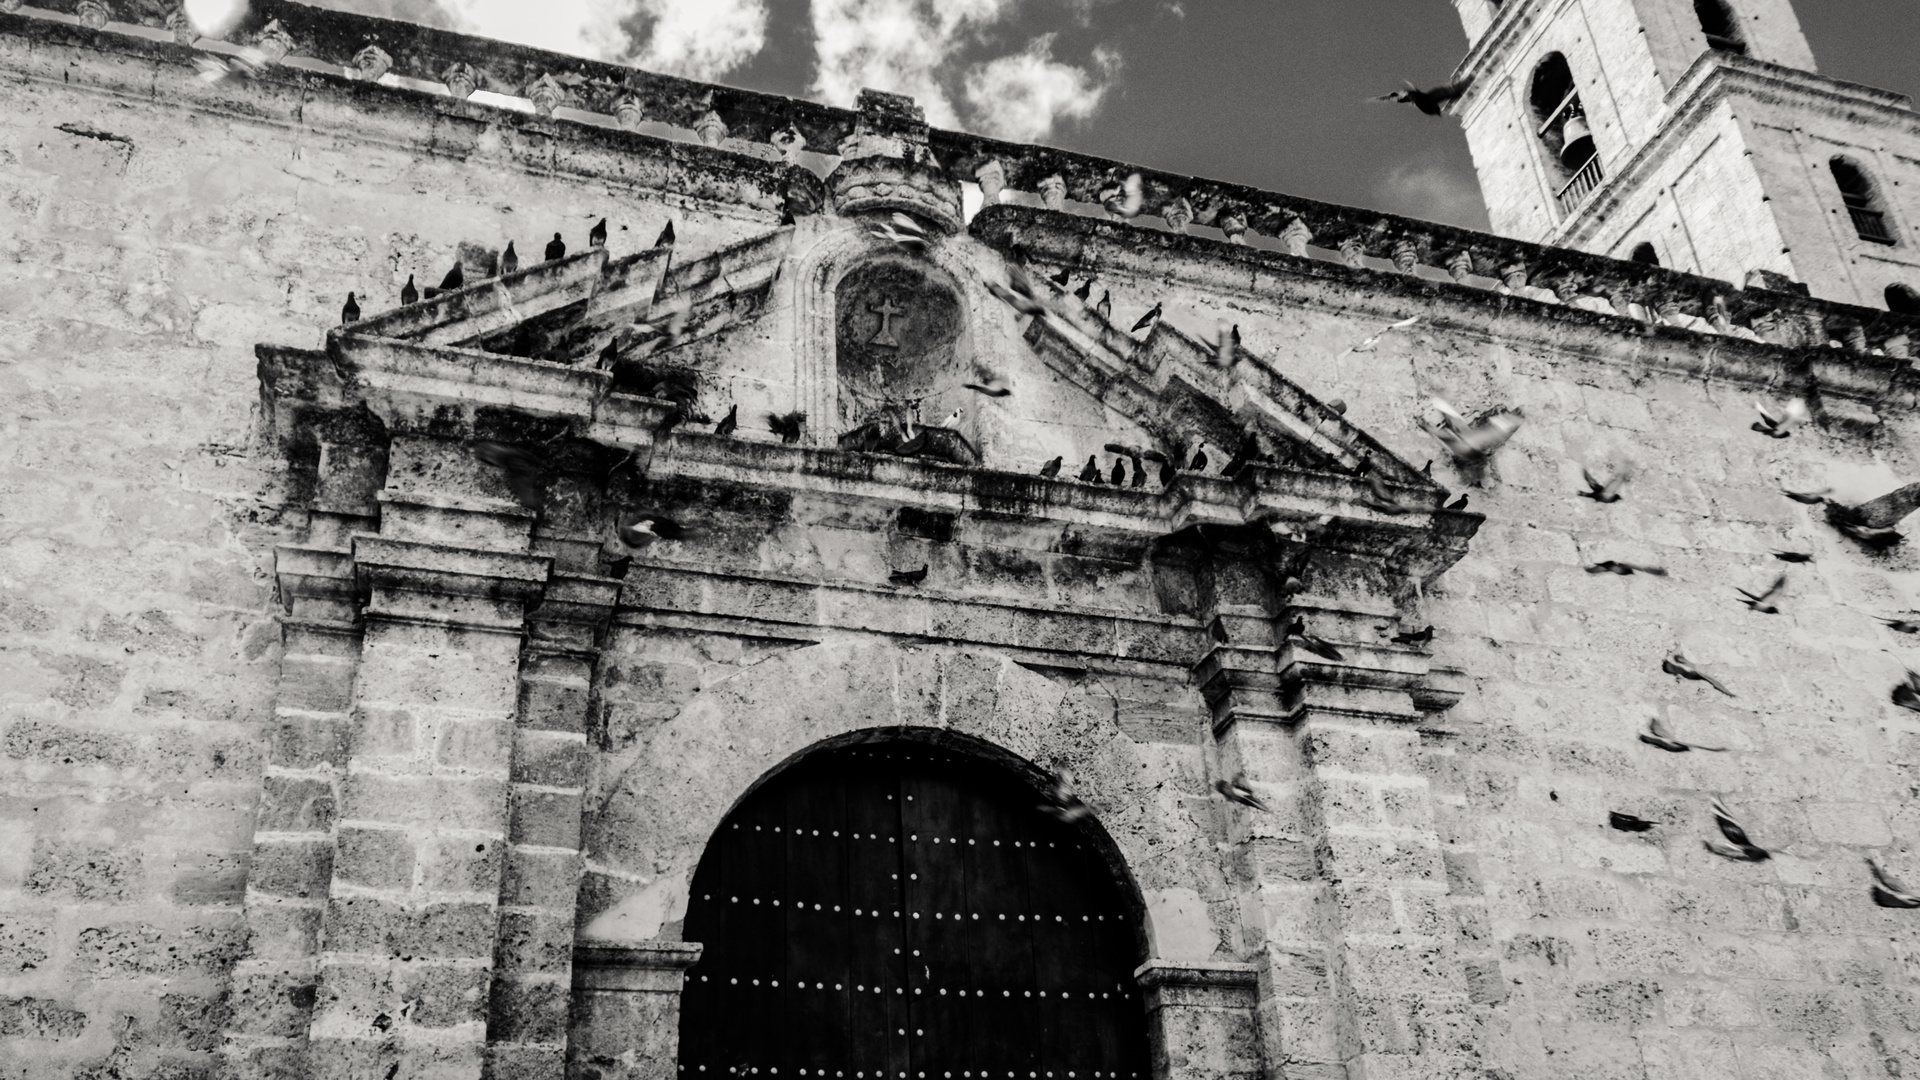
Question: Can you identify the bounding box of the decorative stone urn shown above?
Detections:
[829,89,963,234]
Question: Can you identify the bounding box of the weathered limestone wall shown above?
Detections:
[0,28,780,1078]
[6,13,1920,1080]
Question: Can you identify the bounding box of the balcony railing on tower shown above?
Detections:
[1847,203,1895,245]
[1556,153,1604,216]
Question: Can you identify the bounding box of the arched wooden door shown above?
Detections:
[678,742,1150,1080]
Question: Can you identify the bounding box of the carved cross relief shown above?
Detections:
[868,298,905,348]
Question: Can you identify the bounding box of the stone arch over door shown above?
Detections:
[676,736,1154,1080]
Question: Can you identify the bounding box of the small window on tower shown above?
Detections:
[1630,243,1660,266]
[1830,157,1897,245]
[1695,0,1747,54]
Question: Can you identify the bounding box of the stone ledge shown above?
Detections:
[572,938,704,993]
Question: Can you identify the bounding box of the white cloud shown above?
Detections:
[1377,159,1489,230]
[436,0,632,59]
[628,0,770,80]
[811,0,1116,140]
[962,34,1110,142]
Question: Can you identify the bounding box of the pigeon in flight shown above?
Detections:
[500,241,518,275]
[867,212,929,250]
[1825,482,1920,548]
[1213,773,1270,812]
[1893,670,1920,714]
[1039,456,1063,478]
[1608,812,1657,833]
[1339,314,1422,357]
[1770,549,1812,563]
[1366,75,1475,116]
[1751,397,1808,438]
[1579,459,1634,503]
[1209,323,1240,368]
[617,514,685,548]
[400,274,418,306]
[1131,302,1163,333]
[1039,770,1092,825]
[1877,615,1920,634]
[1420,399,1522,467]
[767,411,807,444]
[1704,796,1770,862]
[472,441,547,510]
[1662,653,1734,697]
[1638,715,1724,753]
[1391,625,1434,646]
[545,233,566,261]
[341,292,360,324]
[889,565,929,586]
[1868,856,1920,908]
[1736,572,1789,613]
[1584,560,1667,576]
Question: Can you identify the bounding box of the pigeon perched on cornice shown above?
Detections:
[1040,456,1062,478]
[1365,75,1474,116]
[545,233,566,261]
[768,411,807,444]
[1284,617,1343,662]
[1131,302,1162,333]
[500,241,518,275]
[1096,290,1112,319]
[341,292,359,324]
[589,217,608,247]
[655,221,676,247]
[400,274,418,306]
[1078,456,1102,484]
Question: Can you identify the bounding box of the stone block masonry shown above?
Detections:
[4,3,1920,1080]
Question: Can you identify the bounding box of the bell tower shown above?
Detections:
[1447,0,1920,311]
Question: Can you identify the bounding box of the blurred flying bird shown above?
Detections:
[768,411,807,444]
[1340,314,1422,357]
[1868,855,1920,908]
[1893,670,1920,714]
[1770,549,1812,563]
[1663,653,1735,697]
[472,441,547,509]
[617,514,685,548]
[1608,812,1658,833]
[1285,617,1343,661]
[867,212,929,250]
[1585,560,1667,576]
[1736,573,1789,613]
[1420,398,1522,466]
[889,565,929,586]
[1877,615,1920,634]
[1391,625,1434,646]
[1704,796,1770,861]
[1214,773,1270,812]
[1638,715,1724,753]
[1751,397,1808,438]
[1109,458,1127,486]
[1579,459,1635,503]
[1366,75,1475,115]
[1039,770,1092,825]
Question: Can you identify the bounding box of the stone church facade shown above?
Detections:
[1,2,1918,1080]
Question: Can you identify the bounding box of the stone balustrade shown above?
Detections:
[7,0,1917,363]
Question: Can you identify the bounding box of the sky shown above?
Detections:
[286,0,1920,234]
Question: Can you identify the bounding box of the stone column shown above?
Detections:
[566,940,705,1080]
[305,508,552,1079]
[1135,960,1263,1080]
[1201,595,1469,1080]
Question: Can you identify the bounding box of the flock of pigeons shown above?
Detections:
[433,208,1920,909]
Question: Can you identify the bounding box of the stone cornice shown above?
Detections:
[1556,54,1919,251]
[1450,0,1556,91]
[14,0,1917,362]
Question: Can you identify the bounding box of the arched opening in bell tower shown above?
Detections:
[1530,54,1603,217]
[1830,157,1897,246]
[676,737,1152,1080]
[1694,0,1748,54]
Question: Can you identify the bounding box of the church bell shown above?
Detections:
[1559,115,1595,167]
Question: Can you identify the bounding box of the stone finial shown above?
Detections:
[441,62,479,99]
[1656,297,1683,325]
[527,73,569,117]
[1217,209,1248,245]
[353,45,392,82]
[1707,296,1733,333]
[0,0,23,13]
[165,7,196,44]
[1391,237,1419,275]
[1553,273,1584,302]
[75,0,110,29]
[254,19,293,64]
[1338,236,1366,269]
[1499,262,1529,292]
[1162,196,1194,233]
[973,158,1006,202]
[612,96,644,129]
[1038,174,1067,211]
[1886,333,1911,359]
[1279,216,1312,256]
[1445,249,1474,282]
[694,109,729,147]
[771,125,806,162]
[1842,324,1869,353]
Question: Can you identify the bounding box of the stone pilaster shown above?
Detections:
[226,546,363,1080]
[1201,596,1469,1080]
[305,511,551,1079]
[484,566,621,1080]
[566,940,705,1080]
[1135,960,1263,1080]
